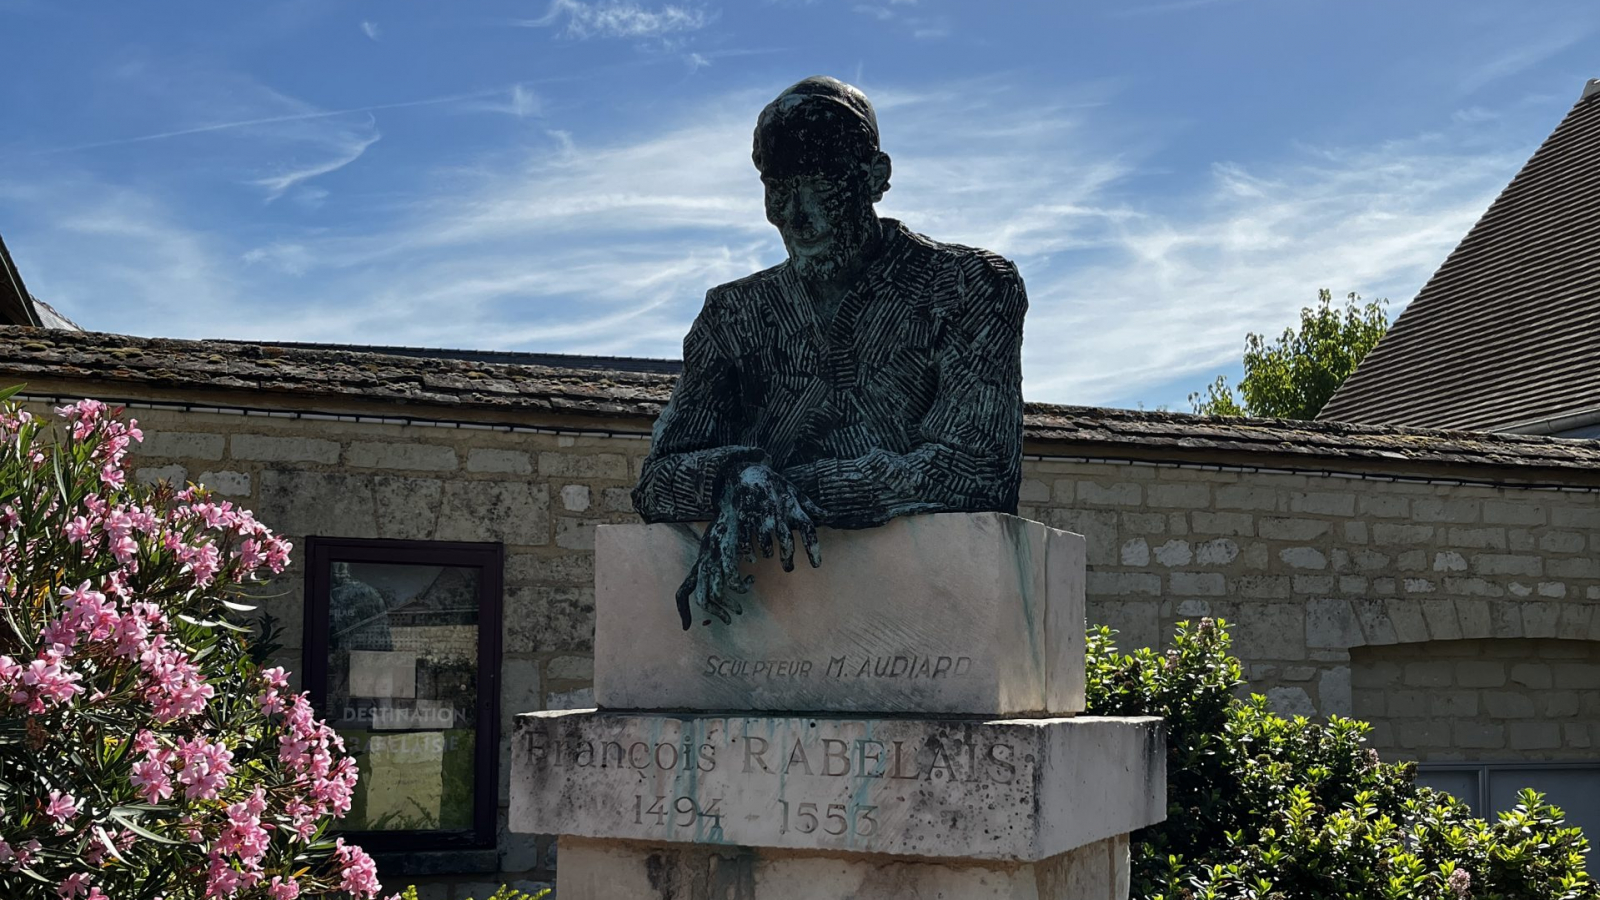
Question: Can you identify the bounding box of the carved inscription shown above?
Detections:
[519,714,1038,853]
[513,711,1157,861]
[703,654,974,681]
[531,731,1017,786]
[778,799,876,836]
[633,794,724,832]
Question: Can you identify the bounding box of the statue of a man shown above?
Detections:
[632,76,1028,629]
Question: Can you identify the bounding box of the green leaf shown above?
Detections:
[108,807,181,845]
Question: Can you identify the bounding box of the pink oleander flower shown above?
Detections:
[57,872,92,900]
[109,531,138,565]
[21,650,84,710]
[333,839,383,899]
[175,735,234,801]
[0,654,21,689]
[236,538,265,571]
[45,789,80,823]
[7,839,41,871]
[267,876,301,900]
[65,515,95,545]
[258,666,290,715]
[178,541,222,588]
[130,752,174,804]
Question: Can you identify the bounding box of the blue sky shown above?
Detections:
[1,1,1596,409]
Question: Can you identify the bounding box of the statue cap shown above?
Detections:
[753,76,881,175]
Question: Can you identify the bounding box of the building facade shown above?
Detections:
[2,327,1598,895]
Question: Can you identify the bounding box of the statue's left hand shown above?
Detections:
[674,463,824,629]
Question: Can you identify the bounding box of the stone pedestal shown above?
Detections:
[510,513,1165,899]
[595,513,1086,717]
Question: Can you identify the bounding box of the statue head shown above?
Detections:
[753,76,893,282]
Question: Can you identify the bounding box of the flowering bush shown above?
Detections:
[1088,618,1598,900]
[0,393,391,899]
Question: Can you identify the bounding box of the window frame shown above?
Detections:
[303,536,504,852]
[1416,760,1600,811]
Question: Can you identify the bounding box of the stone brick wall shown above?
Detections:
[100,398,1600,894]
[1352,638,1600,760]
[1015,460,1600,722]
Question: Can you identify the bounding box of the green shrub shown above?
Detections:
[1086,618,1598,900]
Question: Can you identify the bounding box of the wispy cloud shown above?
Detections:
[521,0,712,39]
[1457,28,1592,94]
[1452,106,1499,124]
[252,126,380,201]
[16,87,505,158]
[0,181,241,331]
[2,78,1530,408]
[851,1,947,37]
[1024,140,1515,404]
[463,83,543,118]
[361,20,380,41]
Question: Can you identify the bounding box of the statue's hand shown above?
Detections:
[674,464,824,629]
[728,463,824,573]
[674,505,747,629]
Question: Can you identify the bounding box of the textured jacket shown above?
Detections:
[632,219,1027,528]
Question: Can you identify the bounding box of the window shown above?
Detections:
[304,538,503,851]
[1418,762,1600,858]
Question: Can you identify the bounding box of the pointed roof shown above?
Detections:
[0,233,43,328]
[1319,79,1600,433]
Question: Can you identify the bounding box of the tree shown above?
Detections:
[1086,619,1597,900]
[1190,290,1389,419]
[0,393,392,900]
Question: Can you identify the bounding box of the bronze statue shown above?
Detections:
[632,76,1028,629]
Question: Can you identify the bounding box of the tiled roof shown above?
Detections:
[0,328,676,419]
[1319,80,1600,432]
[1026,405,1600,478]
[216,339,684,374]
[4,327,1600,480]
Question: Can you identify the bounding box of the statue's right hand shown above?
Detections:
[730,464,823,573]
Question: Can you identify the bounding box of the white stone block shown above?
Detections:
[136,464,187,486]
[509,709,1164,863]
[230,433,340,464]
[553,833,1131,900]
[595,513,1086,717]
[346,441,458,472]
[196,470,251,497]
[139,431,225,461]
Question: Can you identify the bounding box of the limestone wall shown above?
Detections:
[1352,638,1600,760]
[1016,459,1600,721]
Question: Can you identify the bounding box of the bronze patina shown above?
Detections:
[633,76,1029,629]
